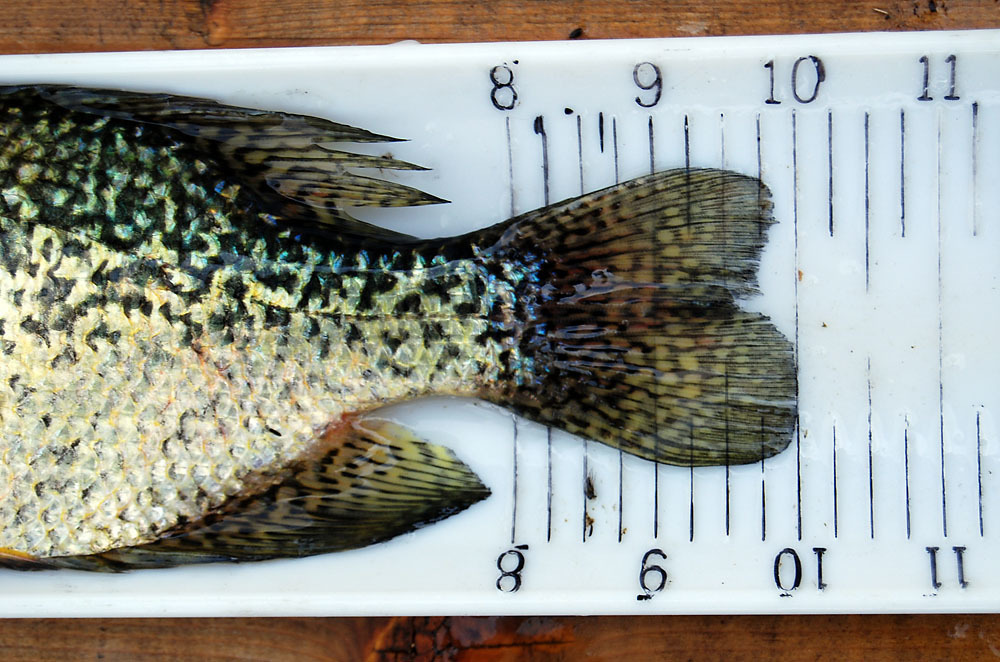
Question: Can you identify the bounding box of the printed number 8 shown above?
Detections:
[490,65,517,111]
[496,548,526,592]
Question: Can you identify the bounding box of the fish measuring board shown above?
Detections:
[0,30,998,616]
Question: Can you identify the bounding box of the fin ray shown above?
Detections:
[22,419,489,571]
[9,85,446,241]
[483,168,796,467]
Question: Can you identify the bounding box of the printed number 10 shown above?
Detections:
[764,56,825,105]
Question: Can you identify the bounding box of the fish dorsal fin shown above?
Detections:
[28,86,446,241]
[23,419,489,571]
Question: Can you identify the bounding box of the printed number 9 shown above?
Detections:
[637,548,668,600]
[633,62,662,108]
[496,547,526,592]
[490,65,517,111]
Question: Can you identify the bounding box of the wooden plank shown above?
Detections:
[0,614,999,660]
[0,1,998,660]
[0,0,995,54]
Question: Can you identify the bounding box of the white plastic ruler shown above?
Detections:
[0,29,998,616]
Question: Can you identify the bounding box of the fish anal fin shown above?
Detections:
[33,418,489,571]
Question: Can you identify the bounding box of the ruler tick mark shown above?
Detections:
[721,120,730,537]
[864,111,871,292]
[684,115,691,226]
[598,111,605,153]
[618,450,625,543]
[510,417,518,545]
[978,409,984,537]
[505,116,515,216]
[533,115,550,206]
[576,114,584,195]
[684,114,690,170]
[725,368,731,537]
[792,109,802,541]
[900,109,906,237]
[760,423,767,542]
[972,101,979,236]
[832,424,839,538]
[648,116,655,175]
[937,109,948,539]
[756,113,763,239]
[904,421,912,540]
[719,112,726,168]
[689,423,695,543]
[653,461,660,538]
[582,440,591,542]
[828,108,834,237]
[546,427,553,543]
[867,356,875,539]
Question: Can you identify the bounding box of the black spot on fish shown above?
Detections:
[384,333,402,353]
[344,323,362,347]
[263,307,290,328]
[304,317,320,339]
[89,260,108,286]
[356,278,376,312]
[50,345,77,368]
[221,274,248,309]
[422,322,444,345]
[119,293,142,313]
[255,266,299,296]
[61,237,86,258]
[394,292,421,314]
[19,316,48,344]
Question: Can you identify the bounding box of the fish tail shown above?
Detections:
[481,168,796,467]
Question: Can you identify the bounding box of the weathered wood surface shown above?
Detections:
[0,1,998,660]
[0,0,993,54]
[2,614,1000,661]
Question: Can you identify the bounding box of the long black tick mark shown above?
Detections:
[534,115,549,206]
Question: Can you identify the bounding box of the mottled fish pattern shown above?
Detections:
[0,86,795,570]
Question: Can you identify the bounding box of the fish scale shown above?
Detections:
[0,89,510,559]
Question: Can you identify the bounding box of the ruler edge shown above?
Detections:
[0,29,996,617]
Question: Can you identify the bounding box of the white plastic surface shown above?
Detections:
[0,30,999,616]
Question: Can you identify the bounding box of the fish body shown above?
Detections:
[0,86,795,569]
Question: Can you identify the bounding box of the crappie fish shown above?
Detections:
[0,86,795,571]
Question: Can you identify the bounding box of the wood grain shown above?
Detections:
[1,614,1000,660]
[0,0,994,54]
[0,0,998,660]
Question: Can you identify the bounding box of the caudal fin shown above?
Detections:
[482,169,796,467]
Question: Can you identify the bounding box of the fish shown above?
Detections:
[0,85,796,571]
